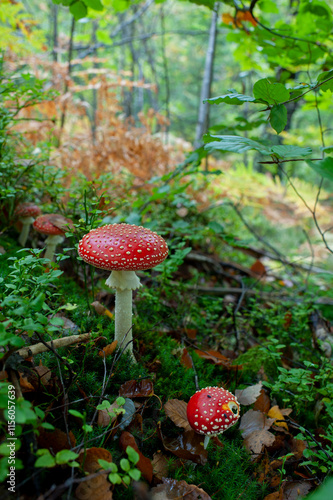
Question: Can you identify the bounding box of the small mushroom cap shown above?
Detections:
[15,202,41,218]
[33,214,73,236]
[78,223,168,271]
[187,386,240,437]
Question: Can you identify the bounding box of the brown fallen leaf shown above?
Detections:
[158,425,208,466]
[151,451,169,480]
[91,301,114,319]
[290,438,306,460]
[282,480,312,500]
[235,382,263,405]
[119,431,153,483]
[151,478,212,500]
[240,409,276,458]
[98,340,118,358]
[268,405,288,430]
[250,260,266,277]
[37,428,76,454]
[97,399,123,428]
[239,410,275,439]
[164,399,191,431]
[180,347,193,369]
[119,379,154,398]
[194,349,232,368]
[254,389,271,413]
[76,447,112,500]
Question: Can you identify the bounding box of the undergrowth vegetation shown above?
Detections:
[1,1,333,499]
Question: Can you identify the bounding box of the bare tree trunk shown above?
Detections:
[51,2,59,62]
[160,5,170,142]
[59,17,75,133]
[194,1,219,149]
[91,20,98,142]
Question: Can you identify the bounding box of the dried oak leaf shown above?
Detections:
[119,431,153,483]
[76,448,112,500]
[235,382,263,406]
[240,409,276,457]
[98,340,118,358]
[151,452,169,480]
[151,478,212,500]
[119,379,154,398]
[164,399,191,431]
[158,425,207,466]
[194,349,232,368]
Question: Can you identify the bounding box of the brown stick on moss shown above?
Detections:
[17,333,91,359]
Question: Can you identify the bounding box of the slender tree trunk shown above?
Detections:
[51,2,59,62]
[160,6,170,142]
[194,1,219,149]
[59,17,75,134]
[91,20,98,142]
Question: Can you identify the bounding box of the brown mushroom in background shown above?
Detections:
[33,214,73,261]
[15,202,41,246]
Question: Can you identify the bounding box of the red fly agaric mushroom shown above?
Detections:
[15,202,42,246]
[78,223,168,360]
[33,214,73,261]
[187,386,240,449]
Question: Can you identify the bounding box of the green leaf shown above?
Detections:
[317,70,333,92]
[253,79,290,105]
[82,0,104,11]
[126,446,139,465]
[204,135,271,155]
[128,468,141,481]
[68,409,84,419]
[270,104,287,134]
[35,451,56,468]
[108,472,122,484]
[307,157,333,181]
[69,1,88,20]
[120,458,130,472]
[98,458,113,470]
[271,145,312,158]
[205,93,257,106]
[55,450,79,465]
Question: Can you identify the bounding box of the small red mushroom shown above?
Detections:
[15,202,41,246]
[78,223,168,360]
[33,214,73,261]
[187,386,240,449]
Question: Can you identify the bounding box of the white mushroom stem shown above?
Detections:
[105,270,142,360]
[203,435,211,449]
[18,216,35,247]
[44,235,65,261]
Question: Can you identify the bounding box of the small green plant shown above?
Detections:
[35,449,79,469]
[98,445,141,486]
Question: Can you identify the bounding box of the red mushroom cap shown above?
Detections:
[33,214,72,236]
[187,386,240,437]
[78,223,168,271]
[15,202,41,218]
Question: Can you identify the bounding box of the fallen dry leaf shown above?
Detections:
[194,349,232,369]
[151,452,169,480]
[180,347,193,369]
[158,425,208,466]
[268,405,288,430]
[240,409,276,457]
[97,398,123,428]
[151,478,212,499]
[282,481,312,499]
[254,389,271,413]
[164,399,191,431]
[98,340,118,358]
[37,428,76,454]
[119,431,153,482]
[76,447,112,500]
[250,260,266,276]
[119,379,154,398]
[239,410,275,439]
[235,382,263,405]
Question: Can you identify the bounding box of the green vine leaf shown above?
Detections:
[270,105,288,134]
[205,93,257,106]
[253,79,290,105]
[307,157,333,181]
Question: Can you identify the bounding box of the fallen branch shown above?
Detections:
[17,333,91,359]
